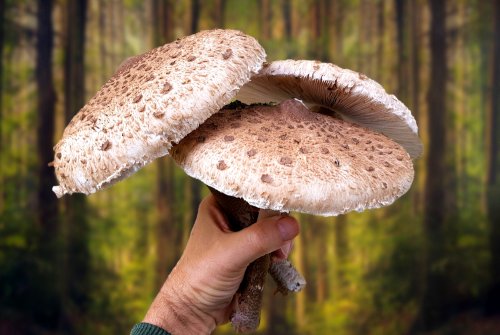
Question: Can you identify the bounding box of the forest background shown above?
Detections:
[0,0,499,334]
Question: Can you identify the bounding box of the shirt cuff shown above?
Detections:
[130,322,172,335]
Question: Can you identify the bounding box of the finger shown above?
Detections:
[272,240,294,260]
[223,215,300,269]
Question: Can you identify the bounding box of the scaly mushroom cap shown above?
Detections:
[236,60,423,158]
[171,99,414,216]
[52,29,266,197]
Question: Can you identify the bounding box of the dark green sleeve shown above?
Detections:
[130,322,172,335]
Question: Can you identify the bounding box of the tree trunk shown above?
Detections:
[409,0,421,120]
[188,0,201,224]
[155,158,179,290]
[485,0,500,315]
[190,0,200,33]
[413,0,449,331]
[151,0,179,291]
[394,0,407,98]
[62,0,89,331]
[334,214,349,291]
[35,0,61,330]
[0,0,4,163]
[281,0,293,57]
[213,0,226,27]
[293,222,306,329]
[309,0,321,59]
[152,0,173,45]
[0,0,5,212]
[259,0,272,40]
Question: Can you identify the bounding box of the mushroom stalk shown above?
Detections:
[208,187,305,333]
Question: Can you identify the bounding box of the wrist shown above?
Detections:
[144,272,216,335]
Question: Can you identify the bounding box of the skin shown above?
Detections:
[143,195,300,335]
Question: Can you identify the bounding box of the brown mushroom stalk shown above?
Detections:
[208,187,305,332]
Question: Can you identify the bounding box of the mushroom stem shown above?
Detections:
[208,187,305,333]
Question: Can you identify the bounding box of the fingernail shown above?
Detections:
[277,217,298,241]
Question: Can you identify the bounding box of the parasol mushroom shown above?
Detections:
[51,29,266,197]
[50,29,301,333]
[235,59,423,158]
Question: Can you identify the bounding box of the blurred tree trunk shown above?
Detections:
[394,0,410,100]
[191,0,200,33]
[281,0,292,57]
[334,215,349,290]
[413,0,449,331]
[0,0,4,160]
[266,293,294,335]
[485,0,500,315]
[315,222,328,303]
[293,219,306,329]
[98,0,107,83]
[35,0,61,330]
[0,0,5,210]
[376,1,385,90]
[155,158,178,289]
[259,0,272,40]
[186,0,202,230]
[213,0,226,27]
[36,0,58,245]
[62,0,89,331]
[409,0,421,120]
[309,0,321,59]
[152,0,179,291]
[152,0,173,44]
[333,0,344,58]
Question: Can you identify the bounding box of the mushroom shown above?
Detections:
[51,29,266,197]
[172,99,415,217]
[170,98,416,331]
[235,59,423,158]
[51,29,299,333]
[51,29,422,333]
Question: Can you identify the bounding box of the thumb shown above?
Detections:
[225,215,299,269]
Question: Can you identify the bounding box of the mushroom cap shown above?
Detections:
[235,60,423,158]
[52,29,266,197]
[170,99,415,216]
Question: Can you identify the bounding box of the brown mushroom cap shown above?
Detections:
[235,60,423,159]
[52,29,266,197]
[170,99,414,216]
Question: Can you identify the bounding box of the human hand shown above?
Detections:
[143,195,300,335]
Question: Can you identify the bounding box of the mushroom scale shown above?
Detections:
[170,99,415,216]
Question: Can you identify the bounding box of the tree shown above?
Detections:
[62,0,89,330]
[0,0,4,164]
[413,0,450,331]
[485,0,500,315]
[151,0,181,290]
[34,0,61,331]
